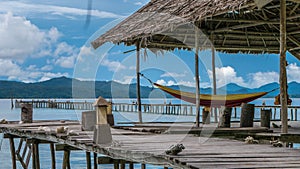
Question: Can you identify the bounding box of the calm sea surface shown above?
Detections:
[0,98,299,168]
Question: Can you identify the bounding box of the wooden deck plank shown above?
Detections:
[2,121,300,169]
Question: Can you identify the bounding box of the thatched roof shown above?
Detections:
[92,0,300,59]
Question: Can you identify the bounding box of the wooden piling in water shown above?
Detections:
[33,139,40,169]
[114,161,119,169]
[62,149,71,169]
[94,153,98,169]
[50,143,56,169]
[86,152,91,169]
[9,136,17,169]
[120,162,125,169]
[129,162,134,169]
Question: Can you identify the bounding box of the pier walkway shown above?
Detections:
[15,100,300,120]
[1,120,300,168]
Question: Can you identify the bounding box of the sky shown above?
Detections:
[0,0,300,89]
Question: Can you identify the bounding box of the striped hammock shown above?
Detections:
[154,83,274,107]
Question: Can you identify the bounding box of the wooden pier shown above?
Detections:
[15,100,95,110]
[14,100,300,121]
[2,120,300,168]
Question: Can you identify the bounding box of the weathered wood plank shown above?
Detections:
[2,120,300,169]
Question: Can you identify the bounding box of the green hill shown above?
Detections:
[0,76,299,98]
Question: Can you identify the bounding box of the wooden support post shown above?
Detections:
[202,108,210,124]
[32,141,36,169]
[129,162,134,169]
[280,0,288,133]
[25,140,32,167]
[16,138,24,155]
[22,140,29,160]
[93,153,97,169]
[295,109,298,121]
[120,162,125,169]
[195,25,200,128]
[240,103,255,127]
[136,41,143,123]
[141,163,146,169]
[62,150,71,169]
[33,140,40,169]
[114,162,119,169]
[261,109,271,128]
[50,143,56,169]
[218,107,232,128]
[9,136,17,169]
[86,152,91,169]
[234,107,237,118]
[211,33,218,123]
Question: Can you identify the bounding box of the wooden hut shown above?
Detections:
[92,0,300,132]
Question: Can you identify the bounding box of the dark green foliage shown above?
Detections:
[0,76,299,98]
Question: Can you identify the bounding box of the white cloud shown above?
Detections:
[53,42,78,68]
[287,63,300,82]
[0,59,22,77]
[247,71,279,88]
[0,59,68,82]
[54,42,74,57]
[114,76,135,84]
[134,2,144,6]
[177,80,195,87]
[55,55,77,68]
[0,1,122,19]
[0,12,45,61]
[79,46,93,56]
[100,59,126,72]
[208,66,246,87]
[41,65,53,71]
[156,79,196,87]
[206,63,300,88]
[38,72,69,82]
[47,27,61,43]
[0,12,75,67]
[156,79,176,86]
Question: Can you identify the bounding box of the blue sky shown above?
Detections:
[0,0,300,89]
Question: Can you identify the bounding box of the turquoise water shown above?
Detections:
[1,98,299,168]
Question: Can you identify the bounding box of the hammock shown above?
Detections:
[153,83,276,107]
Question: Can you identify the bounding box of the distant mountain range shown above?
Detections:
[0,76,299,98]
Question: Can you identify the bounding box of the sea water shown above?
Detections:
[0,98,299,168]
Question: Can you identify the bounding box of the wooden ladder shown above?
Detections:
[16,138,32,169]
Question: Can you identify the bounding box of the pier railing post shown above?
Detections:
[21,103,33,123]
[218,107,232,128]
[240,103,254,127]
[261,109,271,128]
[93,97,112,144]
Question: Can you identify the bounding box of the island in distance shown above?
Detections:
[0,76,299,99]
